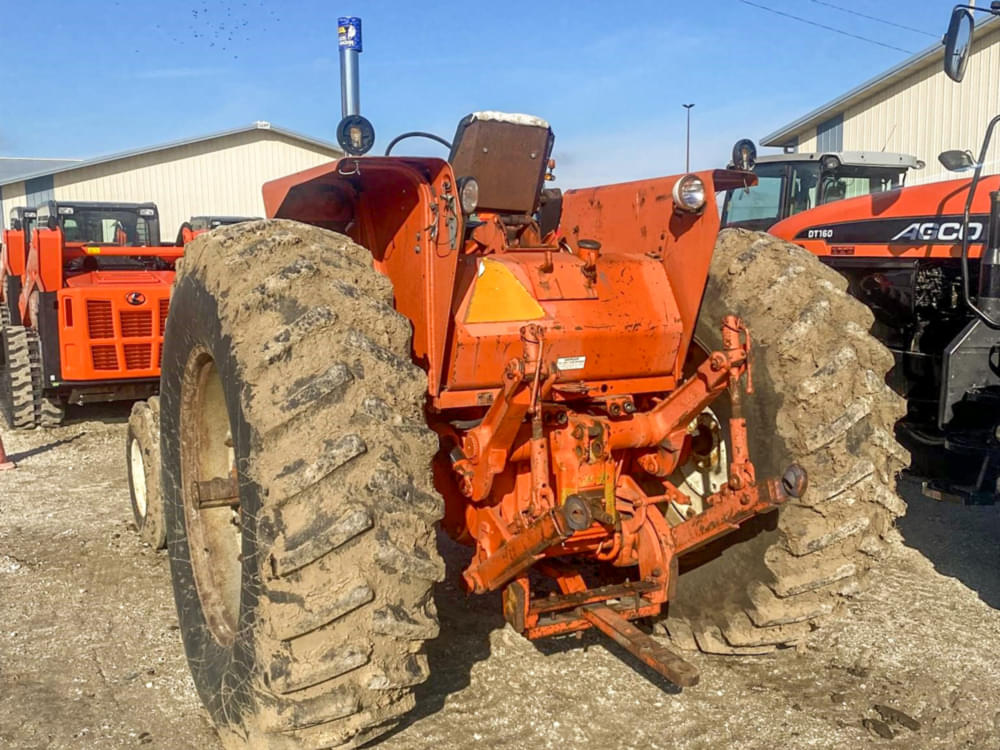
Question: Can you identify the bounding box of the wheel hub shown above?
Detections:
[179,348,242,646]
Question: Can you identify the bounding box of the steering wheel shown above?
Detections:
[384,131,452,156]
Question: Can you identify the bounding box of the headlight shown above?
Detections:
[458,176,479,214]
[672,174,706,212]
[821,155,841,171]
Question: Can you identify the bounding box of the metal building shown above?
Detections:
[762,16,1000,185]
[0,122,342,239]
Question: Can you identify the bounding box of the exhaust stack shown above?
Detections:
[338,16,362,118]
[979,190,1000,317]
[335,17,374,156]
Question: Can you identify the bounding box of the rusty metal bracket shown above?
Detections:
[192,476,239,509]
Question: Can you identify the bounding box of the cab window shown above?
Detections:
[722,163,785,226]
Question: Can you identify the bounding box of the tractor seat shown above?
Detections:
[449,111,554,216]
[824,181,847,203]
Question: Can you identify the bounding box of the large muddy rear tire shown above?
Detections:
[660,229,909,654]
[160,220,444,749]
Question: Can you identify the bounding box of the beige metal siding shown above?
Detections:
[52,130,338,242]
[785,24,1000,184]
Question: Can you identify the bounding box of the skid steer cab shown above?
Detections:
[0,200,183,428]
[1,206,37,328]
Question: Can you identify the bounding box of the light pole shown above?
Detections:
[683,103,695,172]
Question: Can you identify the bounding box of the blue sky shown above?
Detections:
[0,1,958,186]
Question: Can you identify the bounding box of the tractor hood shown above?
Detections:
[769,174,1000,260]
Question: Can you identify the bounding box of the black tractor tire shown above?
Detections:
[127,397,166,549]
[160,220,444,749]
[659,229,909,654]
[26,331,65,428]
[1,326,38,429]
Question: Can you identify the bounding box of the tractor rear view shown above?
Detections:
[152,17,905,748]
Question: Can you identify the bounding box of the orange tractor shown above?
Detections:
[143,17,905,748]
[0,199,182,428]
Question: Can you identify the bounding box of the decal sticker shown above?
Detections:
[466,259,545,323]
[556,355,586,371]
[795,214,988,244]
[126,292,146,306]
[890,221,983,242]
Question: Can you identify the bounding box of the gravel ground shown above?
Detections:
[0,410,998,749]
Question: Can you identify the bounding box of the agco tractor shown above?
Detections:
[1,199,183,428]
[718,5,1000,504]
[133,16,905,748]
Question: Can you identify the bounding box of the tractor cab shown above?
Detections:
[720,146,922,231]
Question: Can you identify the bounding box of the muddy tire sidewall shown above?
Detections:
[160,273,261,724]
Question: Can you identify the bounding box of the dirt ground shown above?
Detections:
[1,409,998,750]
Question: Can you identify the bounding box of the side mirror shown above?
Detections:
[944,7,974,82]
[938,148,978,172]
[730,139,757,171]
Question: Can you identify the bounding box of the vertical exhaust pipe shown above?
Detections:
[335,17,374,156]
[338,16,362,118]
[979,190,1000,317]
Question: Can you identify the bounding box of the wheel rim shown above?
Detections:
[130,436,148,518]
[675,406,729,515]
[180,347,242,646]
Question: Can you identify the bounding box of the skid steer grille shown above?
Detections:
[75,295,166,377]
[120,310,152,338]
[86,300,115,339]
[91,345,119,371]
[124,344,152,370]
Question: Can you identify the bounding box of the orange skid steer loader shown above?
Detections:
[139,17,905,748]
[0,200,182,428]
